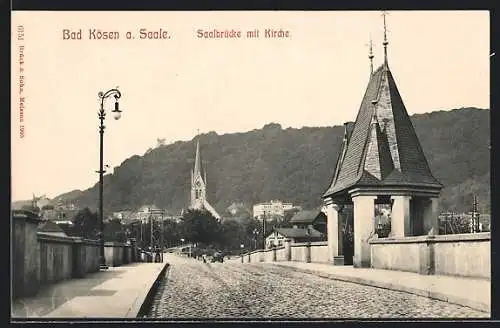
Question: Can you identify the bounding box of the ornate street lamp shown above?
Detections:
[253,228,259,250]
[96,88,122,270]
[240,243,245,262]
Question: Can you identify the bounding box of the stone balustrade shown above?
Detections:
[291,241,328,262]
[234,242,329,264]
[12,212,139,300]
[234,234,488,280]
[370,232,490,279]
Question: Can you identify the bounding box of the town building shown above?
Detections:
[265,227,324,249]
[226,202,251,217]
[189,136,221,220]
[253,200,294,219]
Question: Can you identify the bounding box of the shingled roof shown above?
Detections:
[323,62,442,198]
[290,209,325,224]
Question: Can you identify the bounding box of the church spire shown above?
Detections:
[194,137,201,176]
[382,11,389,66]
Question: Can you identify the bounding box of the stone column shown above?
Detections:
[423,197,440,235]
[326,201,341,264]
[71,238,85,278]
[338,210,344,257]
[284,239,292,261]
[352,195,376,268]
[391,195,412,237]
[129,238,137,262]
[305,241,311,263]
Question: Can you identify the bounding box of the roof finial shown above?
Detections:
[382,11,389,66]
[368,33,374,74]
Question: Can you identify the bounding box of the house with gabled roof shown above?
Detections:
[290,209,327,235]
[265,227,325,249]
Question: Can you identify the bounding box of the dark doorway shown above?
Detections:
[342,205,354,265]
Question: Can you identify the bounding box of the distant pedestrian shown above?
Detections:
[155,248,161,263]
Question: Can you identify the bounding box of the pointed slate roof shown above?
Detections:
[194,139,202,176]
[323,63,442,198]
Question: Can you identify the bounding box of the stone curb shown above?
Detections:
[127,262,170,318]
[272,263,490,313]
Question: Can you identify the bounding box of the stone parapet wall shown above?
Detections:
[248,250,264,262]
[38,233,77,285]
[12,213,41,299]
[310,242,329,263]
[226,233,489,281]
[104,242,132,267]
[276,247,288,261]
[370,232,490,279]
[264,248,275,262]
[291,243,308,262]
[12,214,138,300]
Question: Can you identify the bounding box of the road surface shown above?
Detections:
[146,254,487,319]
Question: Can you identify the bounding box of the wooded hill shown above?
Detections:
[54,107,490,216]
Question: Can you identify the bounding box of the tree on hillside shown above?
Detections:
[220,219,245,251]
[161,219,182,248]
[21,204,40,213]
[60,108,491,215]
[439,215,471,235]
[103,219,126,242]
[72,207,99,239]
[180,209,221,245]
[281,208,301,228]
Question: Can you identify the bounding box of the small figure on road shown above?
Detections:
[155,248,161,263]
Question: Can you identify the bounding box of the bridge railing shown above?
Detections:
[11,211,139,300]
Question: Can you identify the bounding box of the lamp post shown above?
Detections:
[262,215,266,249]
[97,88,122,271]
[306,226,312,263]
[253,228,259,250]
[240,243,245,263]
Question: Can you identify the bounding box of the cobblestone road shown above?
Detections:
[146,255,488,319]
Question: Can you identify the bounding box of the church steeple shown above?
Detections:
[188,133,222,220]
[191,135,206,209]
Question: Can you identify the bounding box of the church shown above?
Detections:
[189,136,221,220]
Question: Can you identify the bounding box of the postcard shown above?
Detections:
[11,10,490,320]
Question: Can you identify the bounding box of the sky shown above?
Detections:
[11,10,490,201]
